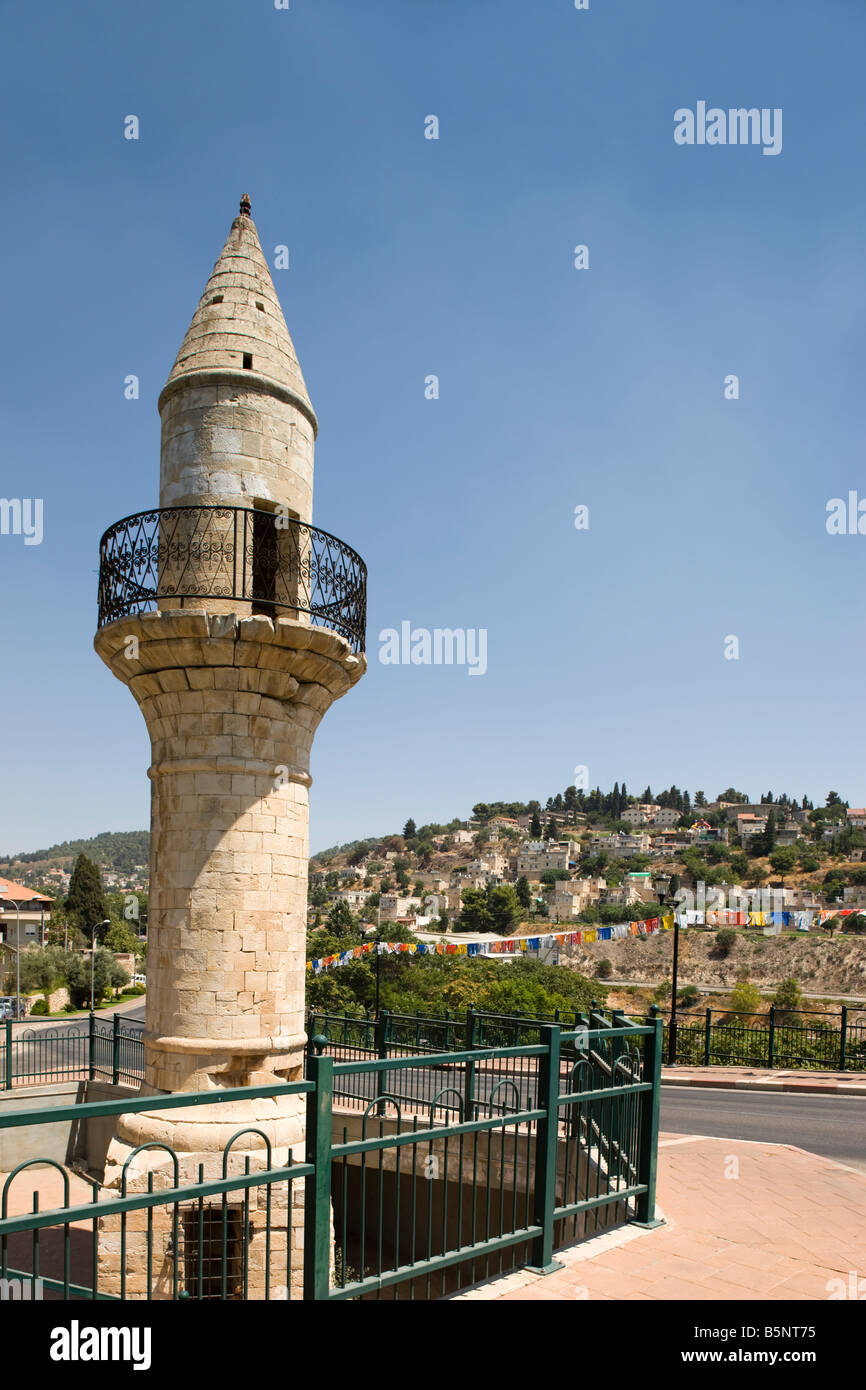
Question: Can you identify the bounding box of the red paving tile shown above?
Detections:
[454,1134,866,1302]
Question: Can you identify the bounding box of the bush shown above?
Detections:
[773,977,803,1015]
[714,928,737,956]
[730,979,762,1015]
[121,984,146,997]
[29,998,49,1016]
[595,958,613,980]
[678,984,700,1006]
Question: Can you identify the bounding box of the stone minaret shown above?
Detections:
[94,198,365,1296]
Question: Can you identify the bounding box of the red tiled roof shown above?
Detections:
[0,876,54,905]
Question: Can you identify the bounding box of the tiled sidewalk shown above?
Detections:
[452,1134,866,1301]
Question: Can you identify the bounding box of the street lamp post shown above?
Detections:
[375,900,383,1017]
[0,887,22,1019]
[664,883,682,1066]
[90,920,112,1011]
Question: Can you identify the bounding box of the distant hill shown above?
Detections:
[0,830,150,875]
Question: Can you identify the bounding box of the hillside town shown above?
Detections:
[305,787,866,938]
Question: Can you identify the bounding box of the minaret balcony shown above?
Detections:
[97,505,367,654]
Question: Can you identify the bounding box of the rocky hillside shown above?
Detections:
[563,929,866,998]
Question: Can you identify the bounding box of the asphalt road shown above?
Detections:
[660,1085,866,1170]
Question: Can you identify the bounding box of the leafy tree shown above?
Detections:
[65,948,115,1008]
[729,852,749,879]
[103,919,141,956]
[487,885,522,934]
[768,846,797,881]
[66,854,109,941]
[459,889,493,934]
[730,979,762,1015]
[46,899,70,948]
[772,977,803,1017]
[326,900,358,938]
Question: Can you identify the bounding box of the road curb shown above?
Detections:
[661,1073,866,1096]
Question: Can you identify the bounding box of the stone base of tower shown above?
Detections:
[97,1092,311,1300]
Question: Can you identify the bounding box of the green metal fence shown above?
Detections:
[0,1011,662,1301]
[664,1006,866,1071]
[1,1016,146,1090]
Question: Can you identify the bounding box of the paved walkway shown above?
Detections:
[453,1133,866,1301]
[662,1065,866,1096]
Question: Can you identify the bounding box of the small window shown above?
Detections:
[210,294,224,305]
[242,353,253,369]
[255,300,265,311]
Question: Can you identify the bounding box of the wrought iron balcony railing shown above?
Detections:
[97,505,367,654]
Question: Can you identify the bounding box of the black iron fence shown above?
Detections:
[96,505,367,653]
[663,1005,866,1071]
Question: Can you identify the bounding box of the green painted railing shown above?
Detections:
[0,1010,663,1301]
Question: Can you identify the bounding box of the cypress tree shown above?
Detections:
[66,854,109,942]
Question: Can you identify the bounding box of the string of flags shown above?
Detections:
[306,906,858,975]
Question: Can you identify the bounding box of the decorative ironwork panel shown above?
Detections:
[97,506,367,654]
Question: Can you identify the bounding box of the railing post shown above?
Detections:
[704,1008,712,1068]
[463,1008,477,1121]
[528,1024,563,1273]
[839,1006,848,1072]
[4,1018,11,1091]
[634,1007,663,1227]
[375,1008,390,1117]
[304,1046,334,1301]
[611,1010,626,1080]
[112,1013,120,1086]
[767,1005,776,1070]
[88,1010,96,1081]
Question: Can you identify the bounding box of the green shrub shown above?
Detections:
[773,977,803,1015]
[595,959,613,980]
[714,928,737,956]
[730,979,762,1014]
[678,984,700,1006]
[30,998,49,1016]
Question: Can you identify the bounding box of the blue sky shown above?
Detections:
[1,0,865,857]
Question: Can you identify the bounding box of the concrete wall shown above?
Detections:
[0,1082,137,1175]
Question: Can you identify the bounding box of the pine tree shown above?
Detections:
[515,875,531,910]
[402,818,417,839]
[530,811,542,838]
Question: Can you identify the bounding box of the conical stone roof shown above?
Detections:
[160,195,316,432]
